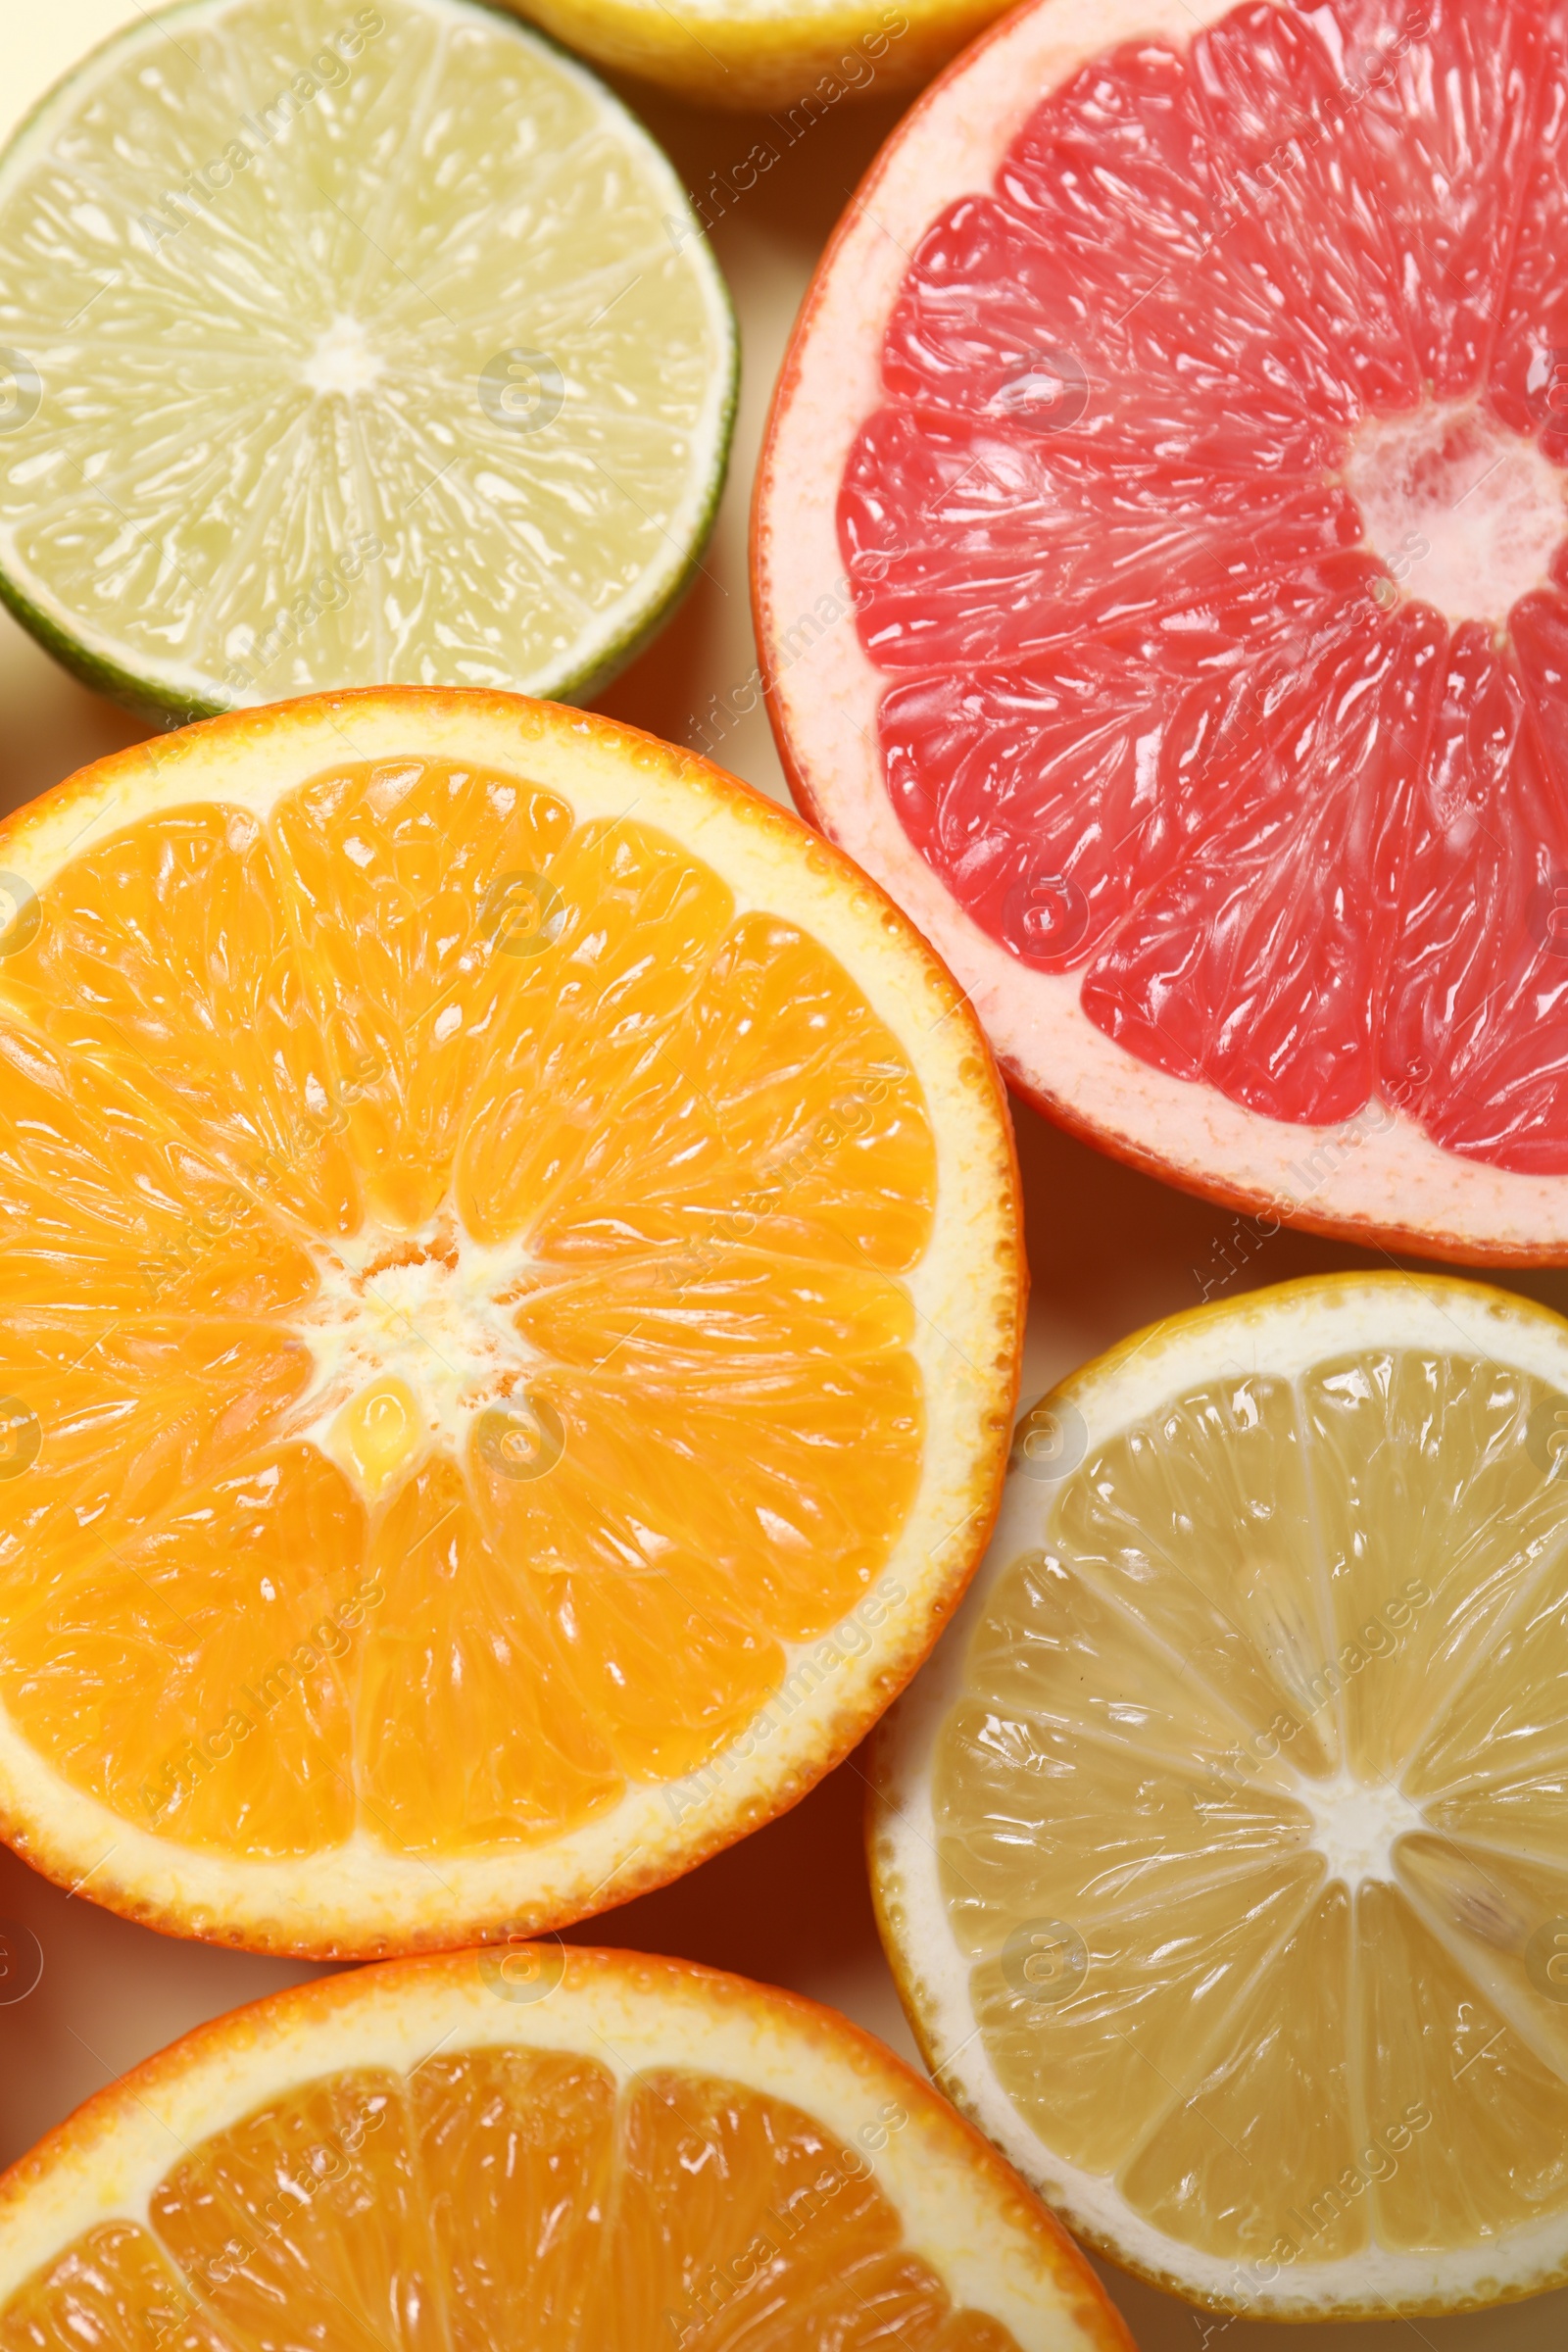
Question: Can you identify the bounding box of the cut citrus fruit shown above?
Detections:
[0,0,735,722]
[507,0,1011,110]
[756,0,1568,1263]
[0,686,1022,1956]
[0,1947,1132,2352]
[872,1271,1568,2320]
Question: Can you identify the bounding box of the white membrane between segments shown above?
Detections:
[873,1278,1568,2313]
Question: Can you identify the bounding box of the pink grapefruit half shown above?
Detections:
[755,0,1568,1262]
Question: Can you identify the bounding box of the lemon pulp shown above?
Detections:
[936,1344,1568,2266]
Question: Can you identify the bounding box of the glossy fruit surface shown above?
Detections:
[0,0,735,719]
[757,0,1568,1259]
[874,1273,1568,2317]
[506,0,1011,110]
[0,687,1022,1954]
[0,1948,1133,2352]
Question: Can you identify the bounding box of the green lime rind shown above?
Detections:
[0,0,738,726]
[0,560,226,728]
[435,0,741,715]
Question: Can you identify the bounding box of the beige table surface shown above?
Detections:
[6,11,1568,2348]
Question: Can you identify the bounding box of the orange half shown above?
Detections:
[0,689,1022,1954]
[0,1948,1130,2352]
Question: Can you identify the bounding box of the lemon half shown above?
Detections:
[874,1274,1568,2321]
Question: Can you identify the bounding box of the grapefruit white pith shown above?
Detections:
[755,0,1568,1263]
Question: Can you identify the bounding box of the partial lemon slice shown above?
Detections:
[0,0,735,721]
[508,0,1012,110]
[872,1273,1568,2322]
[0,686,1021,1956]
[0,1948,1131,2352]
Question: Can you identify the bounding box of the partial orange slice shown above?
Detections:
[0,1948,1129,2352]
[0,689,1021,1954]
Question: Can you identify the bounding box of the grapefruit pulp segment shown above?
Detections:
[843,0,1568,1156]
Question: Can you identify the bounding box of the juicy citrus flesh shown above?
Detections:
[0,0,734,717]
[922,1293,1568,2303]
[839,0,1568,1175]
[0,2057,1016,2352]
[0,721,945,1891]
[0,1954,1128,2352]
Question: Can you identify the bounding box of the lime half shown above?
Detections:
[0,0,736,720]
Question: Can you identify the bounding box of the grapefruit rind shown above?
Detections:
[752,0,1568,1264]
[0,1948,1131,2352]
[870,1272,1568,2320]
[0,687,1023,1957]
